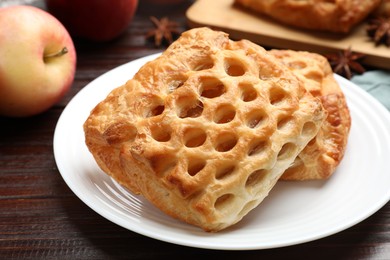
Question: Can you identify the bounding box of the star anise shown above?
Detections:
[146,16,180,47]
[366,16,390,47]
[325,47,366,79]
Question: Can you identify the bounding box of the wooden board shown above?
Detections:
[186,0,390,70]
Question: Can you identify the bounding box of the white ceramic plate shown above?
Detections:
[53,53,390,250]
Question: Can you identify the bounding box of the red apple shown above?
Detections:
[45,0,138,42]
[0,5,76,117]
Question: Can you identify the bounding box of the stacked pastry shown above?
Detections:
[374,0,390,17]
[83,27,350,232]
[270,50,351,180]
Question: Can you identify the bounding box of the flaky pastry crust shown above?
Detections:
[270,49,351,180]
[234,0,382,33]
[84,27,326,231]
[374,0,390,18]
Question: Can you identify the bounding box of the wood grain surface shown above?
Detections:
[1,1,389,258]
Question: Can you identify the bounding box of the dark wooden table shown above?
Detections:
[1,1,389,259]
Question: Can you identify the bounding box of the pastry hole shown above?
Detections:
[329,114,341,127]
[187,159,206,176]
[200,78,226,98]
[184,127,207,147]
[240,83,257,102]
[269,87,288,106]
[145,103,165,118]
[277,143,297,160]
[214,193,234,211]
[305,70,323,83]
[150,125,171,142]
[214,104,236,124]
[225,58,246,76]
[227,65,245,76]
[151,105,165,116]
[176,97,204,118]
[245,169,267,189]
[246,109,267,128]
[301,121,317,137]
[215,164,236,180]
[289,61,307,70]
[150,154,177,177]
[214,133,238,152]
[277,115,295,131]
[248,139,268,156]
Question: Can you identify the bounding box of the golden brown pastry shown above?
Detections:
[374,0,390,17]
[234,0,382,33]
[84,27,326,232]
[270,49,351,180]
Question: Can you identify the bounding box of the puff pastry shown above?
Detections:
[374,0,390,17]
[84,27,326,231]
[270,49,351,180]
[234,0,382,33]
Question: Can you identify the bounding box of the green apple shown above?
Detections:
[0,5,76,117]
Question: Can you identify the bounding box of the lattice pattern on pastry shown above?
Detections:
[270,49,351,180]
[84,28,326,231]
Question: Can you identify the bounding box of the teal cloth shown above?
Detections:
[351,70,390,111]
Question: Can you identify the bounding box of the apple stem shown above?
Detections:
[44,47,68,61]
